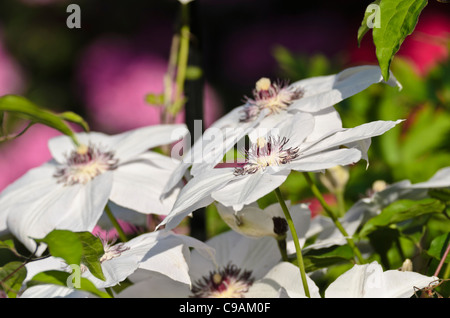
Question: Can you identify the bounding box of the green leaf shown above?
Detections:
[0,95,85,145]
[401,105,450,162]
[427,233,450,264]
[0,239,15,251]
[77,232,106,281]
[27,270,111,298]
[372,0,428,81]
[360,198,445,237]
[35,230,106,281]
[357,0,381,47]
[58,111,89,132]
[428,188,450,205]
[301,245,354,272]
[0,261,27,298]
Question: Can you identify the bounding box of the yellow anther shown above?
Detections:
[213,273,223,285]
[76,144,89,155]
[255,77,271,91]
[256,137,267,148]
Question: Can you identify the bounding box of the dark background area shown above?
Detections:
[0,0,448,202]
[0,0,388,116]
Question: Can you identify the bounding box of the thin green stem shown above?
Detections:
[161,34,180,125]
[104,205,128,242]
[274,187,311,298]
[433,242,450,277]
[302,172,365,265]
[335,189,346,218]
[443,262,450,280]
[171,3,190,115]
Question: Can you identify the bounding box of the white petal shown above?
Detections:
[190,114,262,177]
[189,230,281,282]
[290,65,401,113]
[134,230,215,286]
[24,256,66,283]
[246,262,321,298]
[161,161,192,198]
[382,270,438,298]
[212,170,290,211]
[157,168,236,231]
[286,148,362,172]
[301,107,343,143]
[7,171,113,253]
[110,152,182,215]
[0,162,57,235]
[110,124,189,162]
[301,120,404,157]
[325,262,437,298]
[116,270,191,298]
[20,285,92,298]
[161,108,255,195]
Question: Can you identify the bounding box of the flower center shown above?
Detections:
[190,263,254,298]
[240,78,304,122]
[234,136,300,175]
[54,143,118,186]
[99,238,130,263]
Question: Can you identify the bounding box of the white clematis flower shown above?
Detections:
[117,230,320,298]
[324,261,438,298]
[158,112,403,230]
[20,229,214,298]
[163,65,401,194]
[0,124,188,253]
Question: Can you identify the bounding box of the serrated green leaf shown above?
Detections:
[357,0,381,47]
[77,232,106,281]
[0,95,84,146]
[360,198,445,237]
[372,0,428,81]
[27,270,111,298]
[427,233,450,264]
[35,230,83,267]
[301,245,354,272]
[35,230,106,281]
[0,261,27,298]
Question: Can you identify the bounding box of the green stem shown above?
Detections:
[274,187,311,298]
[104,205,128,242]
[162,34,180,125]
[302,172,365,265]
[336,189,346,218]
[433,242,450,277]
[443,262,450,280]
[171,3,190,115]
